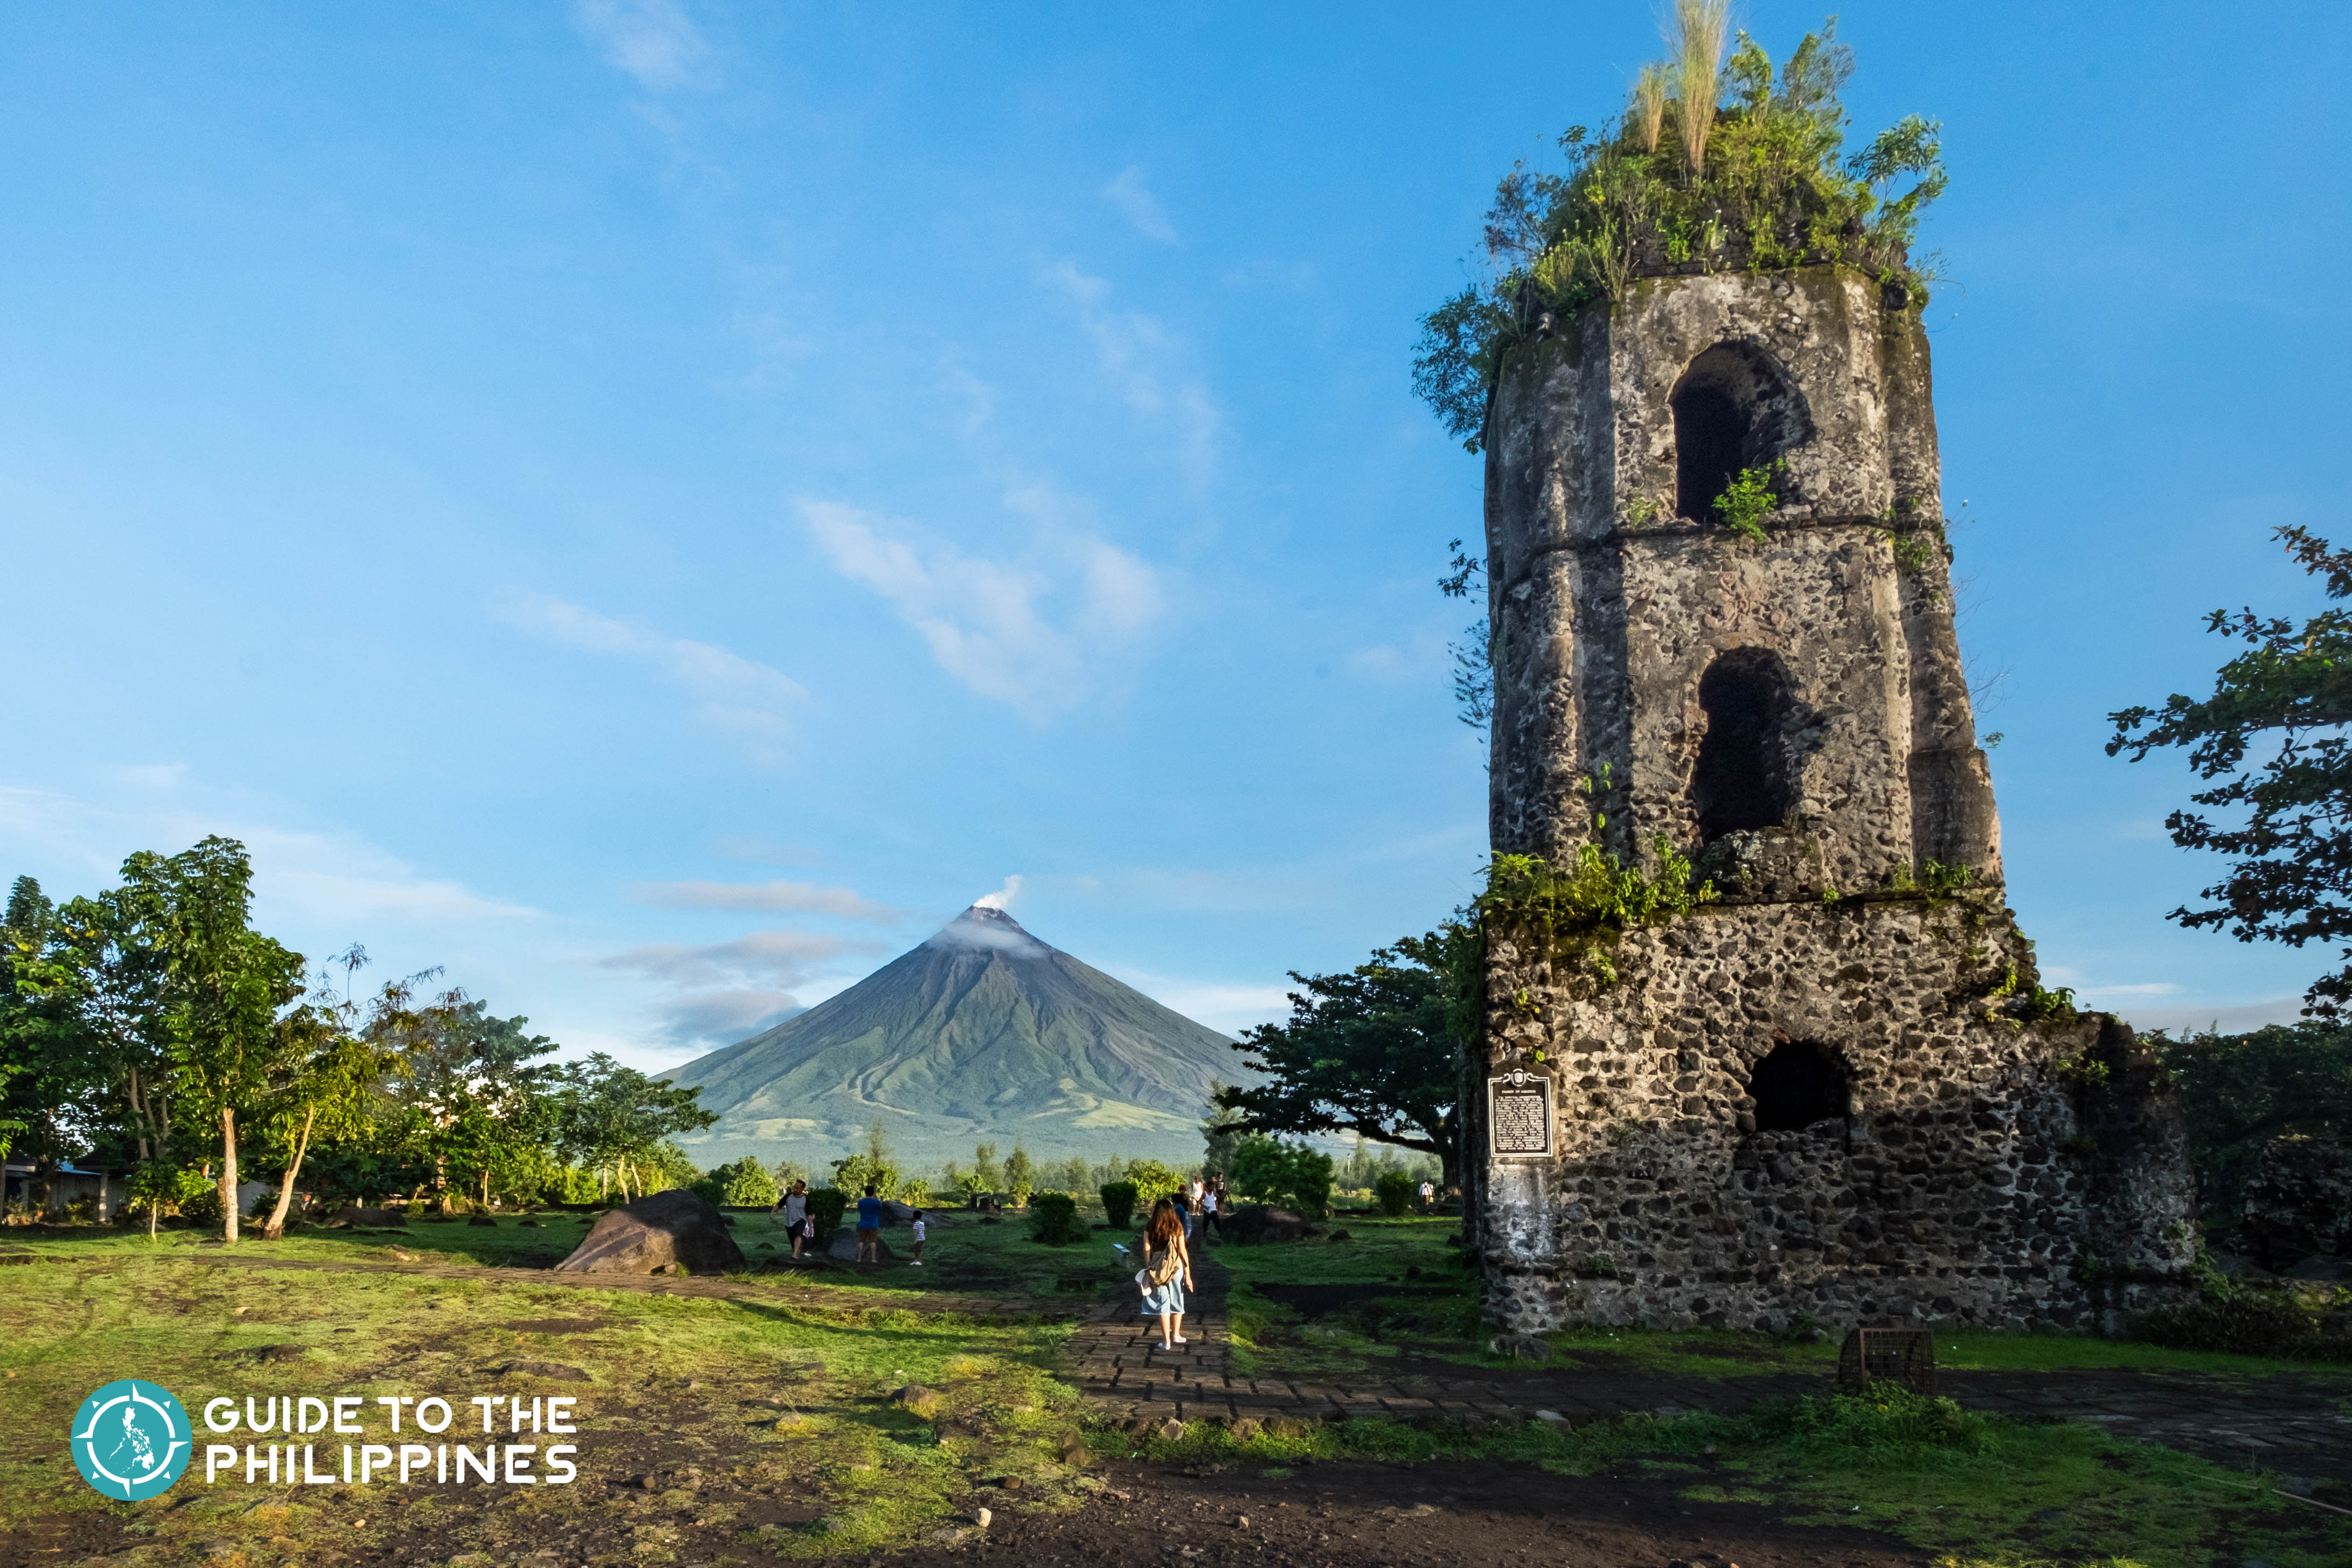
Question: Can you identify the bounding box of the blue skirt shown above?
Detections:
[1141,1275,1186,1315]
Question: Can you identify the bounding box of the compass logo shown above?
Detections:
[70,1380,194,1500]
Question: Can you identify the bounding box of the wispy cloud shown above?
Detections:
[973,874,1023,911]
[599,928,883,1047]
[507,595,807,763]
[0,782,537,927]
[1103,166,1178,243]
[1043,262,1219,484]
[633,879,905,923]
[572,0,716,91]
[801,500,1162,719]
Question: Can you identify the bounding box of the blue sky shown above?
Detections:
[2,1,2343,1066]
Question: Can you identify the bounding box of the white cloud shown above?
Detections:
[599,928,868,989]
[632,878,905,923]
[1103,166,1178,243]
[973,874,1022,911]
[801,499,1162,719]
[0,782,536,927]
[1043,262,1220,484]
[598,928,884,1048]
[572,0,715,91]
[2119,996,2309,1037]
[507,595,807,763]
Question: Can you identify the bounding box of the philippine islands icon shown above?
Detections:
[71,1380,193,1500]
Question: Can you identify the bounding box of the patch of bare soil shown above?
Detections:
[499,1317,609,1335]
[884,1457,1922,1567]
[1671,1341,1786,1364]
[0,1507,124,1568]
[1250,1283,1468,1318]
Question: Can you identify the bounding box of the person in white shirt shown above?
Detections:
[1418,1180,1435,1212]
[1199,1181,1219,1237]
[909,1210,926,1266]
[780,1181,810,1260]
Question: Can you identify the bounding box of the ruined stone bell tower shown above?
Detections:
[1472,265,2198,1332]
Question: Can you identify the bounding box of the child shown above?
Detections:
[908,1209,926,1267]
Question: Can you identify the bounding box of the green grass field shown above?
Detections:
[0,1224,1091,1563]
[2,1208,2347,1567]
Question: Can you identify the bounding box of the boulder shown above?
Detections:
[329,1205,407,1229]
[552,1189,746,1276]
[827,1225,897,1262]
[1224,1205,1322,1244]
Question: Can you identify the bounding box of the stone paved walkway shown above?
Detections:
[1067,1250,2352,1498]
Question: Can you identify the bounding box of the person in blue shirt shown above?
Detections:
[856,1184,884,1264]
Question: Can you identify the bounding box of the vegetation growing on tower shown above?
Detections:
[1412,9,1948,451]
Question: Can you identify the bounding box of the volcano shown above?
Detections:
[663,906,1241,1171]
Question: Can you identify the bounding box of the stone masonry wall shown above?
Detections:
[1475,895,2198,1333]
[1473,262,2195,1335]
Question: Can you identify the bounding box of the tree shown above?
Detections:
[254,998,398,1238]
[380,993,560,1212]
[1227,1135,1335,1217]
[127,838,306,1244]
[550,1053,716,1199]
[1217,926,1473,1192]
[2110,526,2352,1018]
[697,1158,779,1208]
[2153,1022,2352,1215]
[1199,1085,1247,1178]
[1001,1143,1035,1208]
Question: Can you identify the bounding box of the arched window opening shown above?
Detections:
[1672,384,1745,522]
[1747,1040,1848,1133]
[1669,342,1814,521]
[1691,648,1795,838]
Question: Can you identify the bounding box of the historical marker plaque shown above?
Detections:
[1488,1069,1553,1159]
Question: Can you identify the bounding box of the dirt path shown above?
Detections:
[169,1250,1081,1323]
[872,1456,1924,1568]
[1068,1248,2352,1500]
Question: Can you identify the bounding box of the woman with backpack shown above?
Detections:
[1136,1196,1194,1351]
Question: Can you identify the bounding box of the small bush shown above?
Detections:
[178,1186,224,1227]
[807,1187,848,1238]
[1027,1191,1089,1246]
[1099,1181,1140,1230]
[1760,1385,1990,1458]
[1373,1171,1416,1217]
[2132,1289,2352,1360]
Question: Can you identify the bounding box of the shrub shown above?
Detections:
[178,1185,224,1227]
[1099,1180,1140,1230]
[1373,1171,1416,1217]
[1230,1135,1337,1217]
[1027,1191,1089,1246]
[807,1186,848,1238]
[2132,1289,2352,1361]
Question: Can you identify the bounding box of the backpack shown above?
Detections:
[1139,1241,1182,1289]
